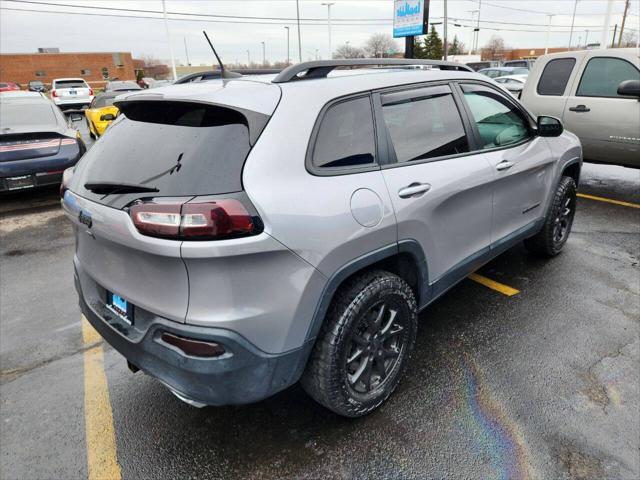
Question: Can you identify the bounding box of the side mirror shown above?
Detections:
[100,113,116,121]
[617,79,640,97]
[537,116,563,137]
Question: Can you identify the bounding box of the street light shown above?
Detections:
[261,41,266,65]
[247,49,251,66]
[284,26,290,65]
[568,0,579,49]
[321,2,335,60]
[544,14,555,54]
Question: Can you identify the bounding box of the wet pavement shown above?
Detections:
[1,121,638,480]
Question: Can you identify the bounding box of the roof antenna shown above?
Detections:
[203,30,241,79]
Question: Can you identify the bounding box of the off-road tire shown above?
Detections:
[524,175,577,257]
[300,269,418,417]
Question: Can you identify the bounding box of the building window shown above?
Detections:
[35,70,46,77]
[81,69,91,76]
[101,67,109,80]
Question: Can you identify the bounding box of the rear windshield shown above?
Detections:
[0,103,57,128]
[71,101,269,208]
[108,81,141,91]
[54,80,87,89]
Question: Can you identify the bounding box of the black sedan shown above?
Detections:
[0,96,86,192]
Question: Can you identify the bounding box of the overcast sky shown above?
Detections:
[1,0,638,65]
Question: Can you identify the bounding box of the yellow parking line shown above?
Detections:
[82,316,122,480]
[468,273,520,297]
[577,193,640,209]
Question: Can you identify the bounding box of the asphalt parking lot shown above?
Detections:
[1,120,638,480]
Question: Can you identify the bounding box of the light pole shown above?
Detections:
[184,37,190,66]
[296,0,302,62]
[161,0,177,81]
[584,29,589,48]
[475,0,481,54]
[321,2,335,60]
[284,26,290,65]
[467,10,478,54]
[261,41,266,65]
[443,0,448,60]
[568,0,578,49]
[544,14,555,54]
[247,49,251,66]
[600,0,614,48]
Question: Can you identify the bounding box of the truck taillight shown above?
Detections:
[129,198,259,240]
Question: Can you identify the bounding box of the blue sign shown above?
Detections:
[393,0,428,38]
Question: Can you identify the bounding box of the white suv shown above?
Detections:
[51,78,94,110]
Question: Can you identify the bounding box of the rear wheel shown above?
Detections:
[524,176,577,257]
[301,270,417,417]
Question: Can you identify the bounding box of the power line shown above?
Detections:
[1,0,623,30]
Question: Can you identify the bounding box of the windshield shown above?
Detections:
[0,103,57,128]
[71,101,269,209]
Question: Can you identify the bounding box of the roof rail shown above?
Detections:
[272,58,473,83]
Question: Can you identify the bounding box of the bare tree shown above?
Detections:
[619,31,637,47]
[333,43,365,59]
[364,33,399,58]
[483,35,507,61]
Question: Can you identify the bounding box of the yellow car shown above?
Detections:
[84,92,120,138]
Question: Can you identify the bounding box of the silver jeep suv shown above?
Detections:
[62,59,582,417]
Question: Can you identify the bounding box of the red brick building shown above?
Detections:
[0,51,136,88]
[481,47,575,62]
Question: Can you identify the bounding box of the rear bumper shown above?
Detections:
[75,267,313,406]
[53,97,93,108]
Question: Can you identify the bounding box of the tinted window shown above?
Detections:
[0,103,57,127]
[382,90,469,163]
[537,58,576,96]
[312,97,376,169]
[54,80,88,89]
[462,84,530,149]
[72,102,268,208]
[577,57,640,98]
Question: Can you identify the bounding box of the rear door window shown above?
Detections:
[71,101,269,208]
[311,96,376,171]
[381,86,469,163]
[537,58,576,96]
[576,57,640,98]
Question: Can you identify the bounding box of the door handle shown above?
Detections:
[569,104,590,112]
[398,182,431,199]
[496,161,515,171]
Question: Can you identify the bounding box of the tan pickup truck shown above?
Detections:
[521,48,639,168]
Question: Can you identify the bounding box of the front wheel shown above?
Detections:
[301,270,417,417]
[524,176,577,257]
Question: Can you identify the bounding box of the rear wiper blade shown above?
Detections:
[84,182,159,195]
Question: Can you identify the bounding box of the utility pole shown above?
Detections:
[161,0,177,81]
[443,0,448,60]
[618,0,630,47]
[284,26,290,65]
[568,0,578,49]
[611,24,618,48]
[247,50,251,66]
[475,0,481,54]
[261,41,266,65]
[322,3,334,60]
[296,0,302,63]
[467,10,478,54]
[544,14,555,54]
[600,0,614,49]
[183,37,190,66]
[585,29,589,48]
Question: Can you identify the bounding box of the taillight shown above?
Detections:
[129,198,259,240]
[51,90,57,97]
[89,88,94,96]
